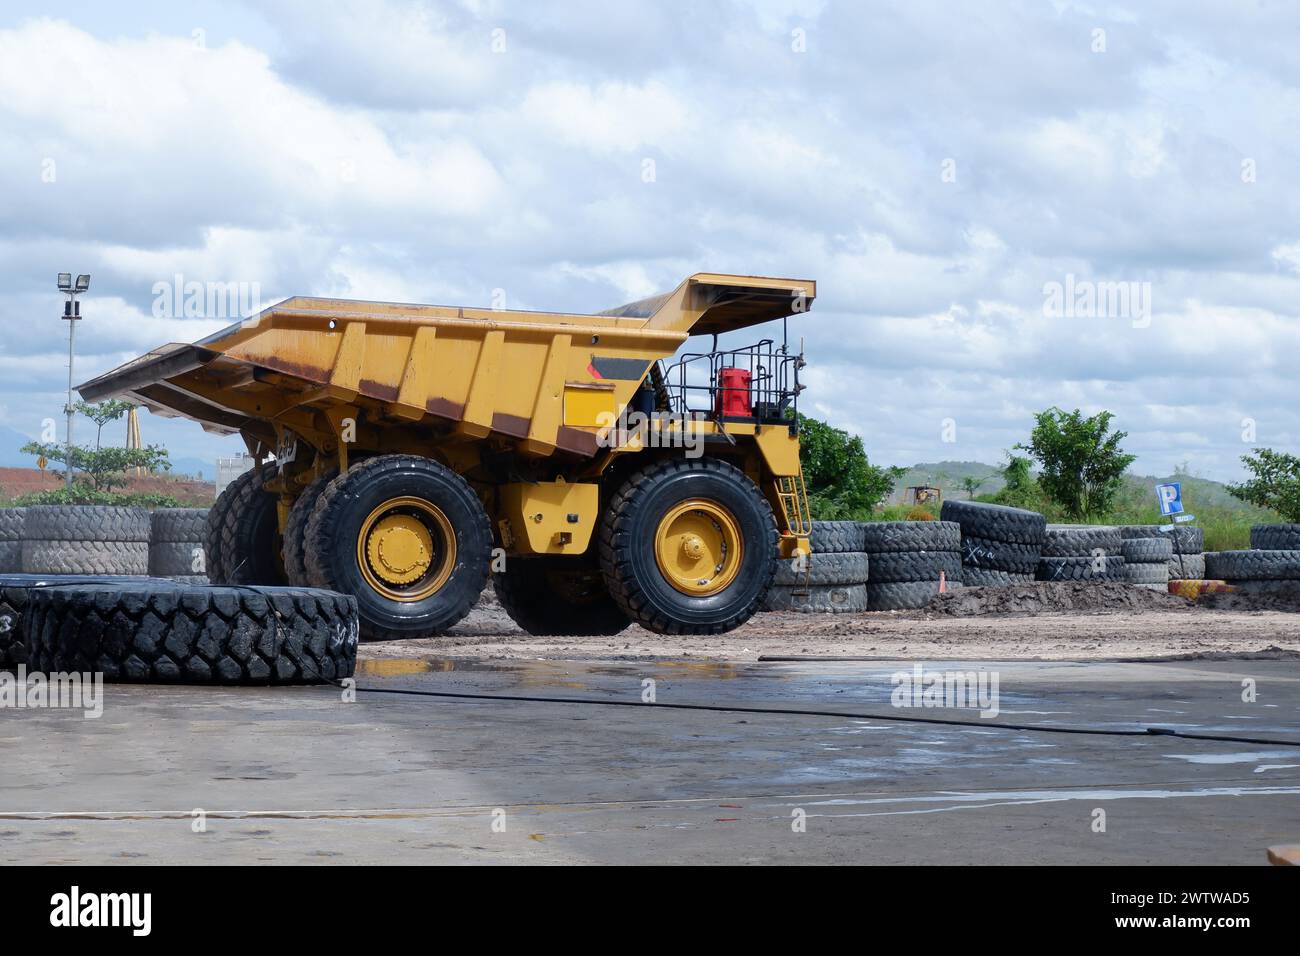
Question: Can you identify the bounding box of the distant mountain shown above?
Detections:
[0,424,37,467]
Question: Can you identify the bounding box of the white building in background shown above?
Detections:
[215,455,255,498]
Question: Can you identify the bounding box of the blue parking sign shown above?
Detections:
[1156,482,1183,516]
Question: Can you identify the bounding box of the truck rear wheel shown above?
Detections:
[599,457,778,634]
[282,468,337,585]
[303,455,491,640]
[214,461,286,585]
[493,557,630,636]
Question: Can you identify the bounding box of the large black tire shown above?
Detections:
[763,583,868,614]
[809,521,866,553]
[304,455,492,641]
[1250,524,1300,551]
[1035,555,1126,582]
[207,465,261,583]
[1125,562,1169,585]
[1205,550,1300,581]
[0,509,24,572]
[861,520,961,553]
[599,457,777,634]
[1121,537,1173,563]
[2,573,153,668]
[493,557,630,636]
[148,541,206,577]
[868,550,962,584]
[25,505,150,541]
[867,579,962,611]
[283,469,337,585]
[773,551,869,587]
[963,568,1034,587]
[1121,524,1204,553]
[150,508,208,542]
[1042,525,1122,557]
[940,500,1046,545]
[21,540,150,575]
[0,508,24,541]
[960,536,1040,574]
[217,461,285,586]
[24,583,357,684]
[1169,553,1206,580]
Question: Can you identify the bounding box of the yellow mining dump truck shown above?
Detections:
[80,273,815,639]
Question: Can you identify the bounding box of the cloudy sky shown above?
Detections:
[2,0,1298,481]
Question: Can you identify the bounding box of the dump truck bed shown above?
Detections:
[79,273,815,459]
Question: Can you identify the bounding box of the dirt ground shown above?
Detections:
[358,582,1300,664]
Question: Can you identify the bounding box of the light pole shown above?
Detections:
[57,273,90,491]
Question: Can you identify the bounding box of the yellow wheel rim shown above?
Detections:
[654,498,743,596]
[357,497,456,602]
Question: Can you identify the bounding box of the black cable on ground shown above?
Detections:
[349,683,1300,748]
[15,578,1300,749]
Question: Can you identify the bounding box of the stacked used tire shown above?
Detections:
[1121,535,1171,591]
[941,500,1046,587]
[0,508,22,573]
[862,521,962,610]
[1036,525,1125,583]
[21,506,150,576]
[148,508,210,583]
[1204,525,1300,589]
[1122,525,1205,581]
[764,520,868,613]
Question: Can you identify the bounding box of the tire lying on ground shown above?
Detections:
[1035,555,1127,582]
[1205,550,1300,582]
[808,521,866,554]
[1250,524,1300,551]
[940,500,1048,545]
[866,579,963,611]
[21,506,151,575]
[24,582,358,684]
[773,550,869,587]
[0,508,24,573]
[762,583,868,614]
[1,573,151,668]
[1041,525,1122,558]
[860,520,961,554]
[148,509,210,579]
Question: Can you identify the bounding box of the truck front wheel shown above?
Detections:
[303,455,491,640]
[598,457,778,634]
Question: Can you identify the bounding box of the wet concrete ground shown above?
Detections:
[2,657,1298,864]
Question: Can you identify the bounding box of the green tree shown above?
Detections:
[960,475,987,500]
[991,454,1043,509]
[1227,448,1300,521]
[795,413,903,518]
[1016,407,1135,520]
[23,400,169,493]
[75,399,135,450]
